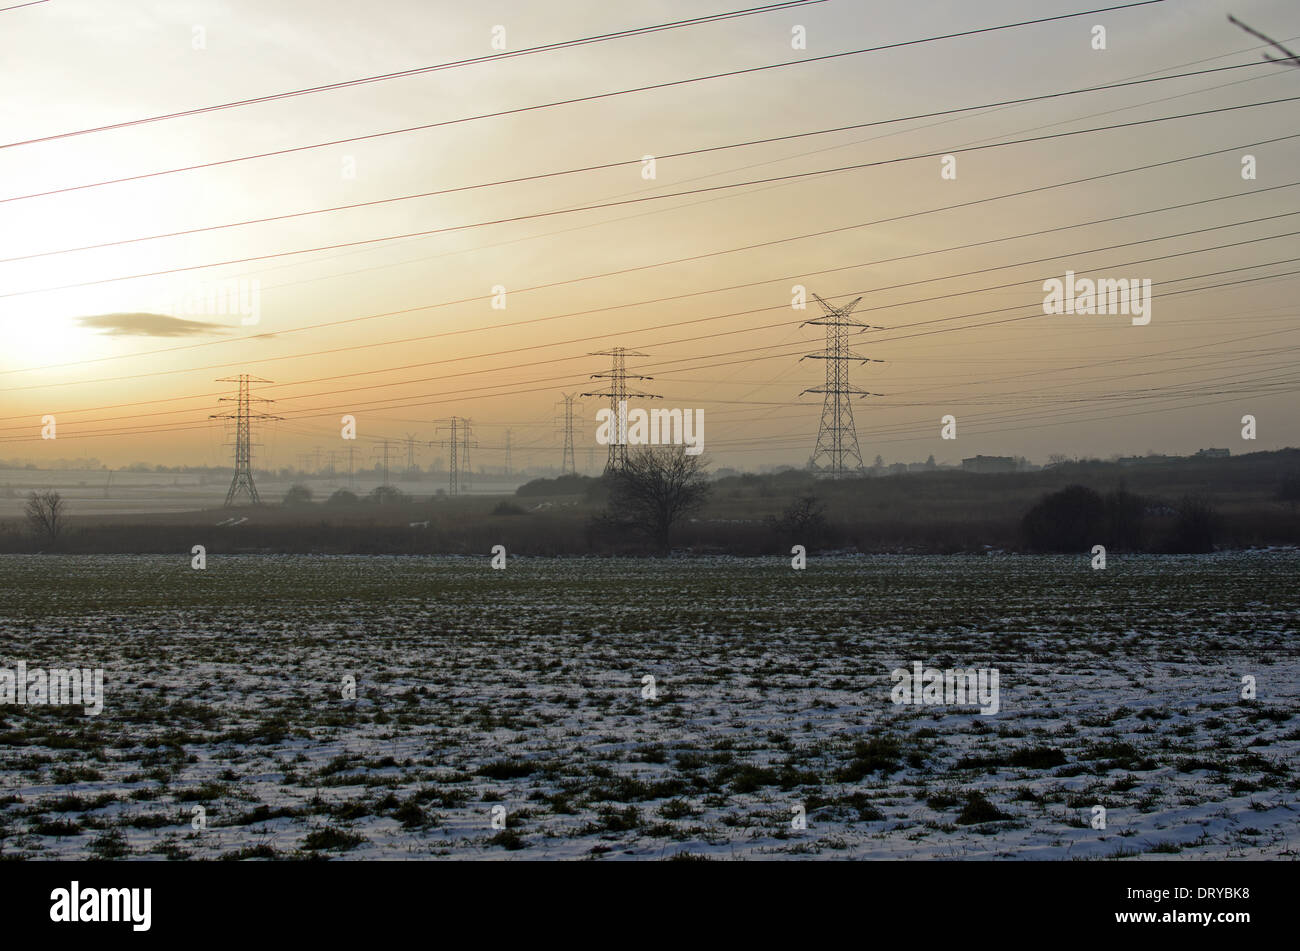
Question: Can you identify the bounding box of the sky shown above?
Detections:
[1,0,1298,474]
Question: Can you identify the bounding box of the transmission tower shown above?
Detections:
[582,348,659,472]
[556,393,581,475]
[373,439,397,490]
[403,433,420,474]
[504,428,513,479]
[462,422,475,491]
[800,294,884,478]
[434,418,476,496]
[211,374,280,506]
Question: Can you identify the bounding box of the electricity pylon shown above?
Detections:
[800,294,884,478]
[434,417,476,495]
[212,374,280,506]
[373,439,397,490]
[582,348,659,472]
[462,421,475,491]
[556,393,581,475]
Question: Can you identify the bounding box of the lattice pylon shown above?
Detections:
[211,374,280,506]
[800,294,885,478]
[581,348,660,473]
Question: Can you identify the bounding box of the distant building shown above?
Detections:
[962,455,1017,473]
[1195,448,1230,459]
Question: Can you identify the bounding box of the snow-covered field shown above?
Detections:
[1,552,1296,860]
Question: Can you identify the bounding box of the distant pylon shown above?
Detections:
[373,439,396,491]
[557,393,581,475]
[211,374,281,506]
[504,428,513,479]
[800,293,884,478]
[582,348,660,473]
[403,433,419,474]
[434,417,476,496]
[462,422,474,491]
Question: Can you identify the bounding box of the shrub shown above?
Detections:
[1021,485,1105,552]
[767,495,827,546]
[955,792,1010,825]
[302,827,366,852]
[478,759,535,780]
[515,474,597,497]
[367,485,408,505]
[282,484,313,506]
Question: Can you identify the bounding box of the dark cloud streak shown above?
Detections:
[78,313,231,338]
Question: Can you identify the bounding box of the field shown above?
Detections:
[0,552,1296,860]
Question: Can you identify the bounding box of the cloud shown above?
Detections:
[77,313,232,337]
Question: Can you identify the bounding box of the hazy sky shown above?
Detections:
[1,0,1298,473]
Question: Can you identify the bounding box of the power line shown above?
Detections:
[1228,15,1300,69]
[7,133,1295,380]
[33,21,1279,313]
[7,227,1299,443]
[10,92,1295,298]
[7,198,1295,408]
[0,1,828,150]
[6,56,1272,214]
[13,257,1299,446]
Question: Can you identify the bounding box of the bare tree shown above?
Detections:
[25,490,65,542]
[599,447,710,554]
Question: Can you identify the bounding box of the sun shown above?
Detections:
[0,308,106,372]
